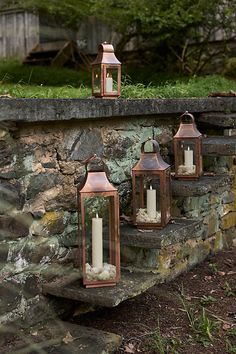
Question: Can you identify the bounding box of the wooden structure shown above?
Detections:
[0,7,119,62]
[0,8,39,58]
[23,41,93,69]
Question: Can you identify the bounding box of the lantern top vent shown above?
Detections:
[132,138,170,172]
[92,42,121,65]
[79,155,117,193]
[174,111,202,138]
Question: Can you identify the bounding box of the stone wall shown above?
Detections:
[0,98,236,326]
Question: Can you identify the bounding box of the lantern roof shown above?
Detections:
[79,171,117,193]
[132,152,170,172]
[174,111,202,138]
[92,42,121,66]
[133,139,170,172]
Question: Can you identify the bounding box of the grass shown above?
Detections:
[149,321,181,354]
[179,294,219,347]
[0,59,236,99]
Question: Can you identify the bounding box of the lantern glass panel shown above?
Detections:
[134,174,161,224]
[82,195,117,283]
[165,169,171,220]
[93,66,101,94]
[105,67,118,94]
[176,139,197,176]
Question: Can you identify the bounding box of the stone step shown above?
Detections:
[1,320,121,354]
[198,112,236,128]
[169,137,236,156]
[120,218,202,249]
[203,136,236,155]
[42,271,157,308]
[171,174,233,197]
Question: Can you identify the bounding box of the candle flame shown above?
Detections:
[187,146,190,151]
[150,185,152,190]
[106,73,110,78]
[96,213,99,218]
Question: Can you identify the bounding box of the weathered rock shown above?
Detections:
[120,219,202,249]
[1,320,122,354]
[203,136,236,155]
[0,140,15,167]
[0,280,22,315]
[171,175,233,197]
[198,112,236,128]
[1,98,236,122]
[42,271,158,307]
[70,129,103,161]
[0,214,31,240]
[27,172,61,199]
[0,181,23,209]
[0,243,9,268]
[221,212,236,230]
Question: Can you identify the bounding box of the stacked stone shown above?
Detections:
[0,98,235,326]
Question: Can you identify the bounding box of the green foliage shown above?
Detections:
[1,0,235,75]
[200,295,217,307]
[179,295,219,347]
[224,58,236,78]
[226,339,236,354]
[0,59,91,87]
[222,281,236,297]
[1,60,236,98]
[150,322,181,354]
[1,0,93,27]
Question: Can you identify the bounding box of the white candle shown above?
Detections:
[147,185,156,219]
[184,146,193,167]
[106,74,113,92]
[92,213,103,269]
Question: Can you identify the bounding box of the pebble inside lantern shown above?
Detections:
[132,138,171,229]
[78,155,120,288]
[173,111,203,180]
[91,42,121,98]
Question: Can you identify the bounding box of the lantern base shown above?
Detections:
[92,94,120,99]
[84,282,117,288]
[174,174,201,181]
[134,221,170,230]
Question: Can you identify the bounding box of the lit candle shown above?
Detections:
[147,185,156,219]
[105,73,113,92]
[184,146,193,167]
[92,213,103,269]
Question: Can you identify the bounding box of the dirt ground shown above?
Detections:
[75,247,236,354]
[1,248,235,353]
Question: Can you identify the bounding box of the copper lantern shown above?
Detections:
[77,155,120,288]
[91,42,121,99]
[132,138,171,229]
[173,111,203,180]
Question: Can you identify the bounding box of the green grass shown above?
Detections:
[0,59,236,99]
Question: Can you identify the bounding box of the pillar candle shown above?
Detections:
[184,146,193,167]
[106,74,113,92]
[92,213,103,269]
[147,185,156,219]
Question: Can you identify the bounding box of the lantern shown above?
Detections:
[173,111,203,180]
[91,42,121,98]
[78,155,120,288]
[132,138,171,229]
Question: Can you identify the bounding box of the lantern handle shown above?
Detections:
[141,137,160,153]
[83,154,105,172]
[180,111,195,123]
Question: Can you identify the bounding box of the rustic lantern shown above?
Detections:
[173,111,203,180]
[132,138,171,229]
[91,42,121,98]
[78,155,120,288]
